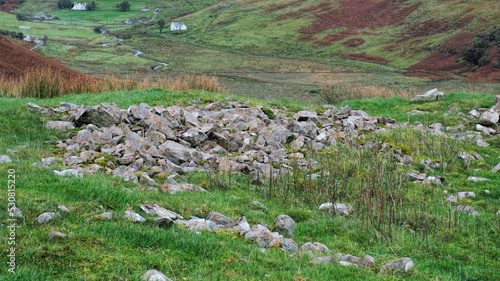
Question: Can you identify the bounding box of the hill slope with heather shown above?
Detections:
[174,0,500,81]
[0,35,89,80]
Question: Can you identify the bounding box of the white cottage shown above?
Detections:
[72,3,87,10]
[170,22,187,31]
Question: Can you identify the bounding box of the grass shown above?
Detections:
[0,69,227,98]
[0,88,499,280]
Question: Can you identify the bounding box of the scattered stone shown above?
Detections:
[0,155,12,163]
[454,205,480,216]
[405,172,426,182]
[459,152,476,164]
[472,139,490,147]
[244,224,284,248]
[467,177,490,182]
[141,269,173,281]
[251,200,267,210]
[175,218,214,232]
[407,110,429,115]
[36,212,61,224]
[410,88,446,103]
[299,242,331,255]
[478,109,499,126]
[491,163,500,173]
[446,196,457,203]
[337,253,375,268]
[161,183,206,194]
[97,212,112,220]
[140,204,183,220]
[53,169,83,178]
[125,210,146,222]
[310,256,337,265]
[9,206,23,217]
[318,203,352,215]
[469,110,480,117]
[457,192,475,199]
[206,211,237,227]
[280,238,298,251]
[273,214,295,237]
[58,205,70,213]
[379,257,414,274]
[48,230,67,240]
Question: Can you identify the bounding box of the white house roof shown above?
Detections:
[171,22,184,27]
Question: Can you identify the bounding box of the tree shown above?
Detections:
[86,1,97,11]
[57,0,72,9]
[157,19,165,33]
[116,0,130,11]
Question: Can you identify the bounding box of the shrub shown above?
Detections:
[116,0,130,11]
[57,0,72,9]
[86,1,97,11]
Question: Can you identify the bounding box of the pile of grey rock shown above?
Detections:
[30,100,400,187]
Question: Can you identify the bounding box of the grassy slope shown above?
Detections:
[0,90,499,280]
[174,0,500,69]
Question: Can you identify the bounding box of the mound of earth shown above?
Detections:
[0,35,88,81]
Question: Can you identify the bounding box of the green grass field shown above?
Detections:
[0,89,499,280]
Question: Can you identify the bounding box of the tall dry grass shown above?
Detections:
[320,82,416,104]
[0,69,228,98]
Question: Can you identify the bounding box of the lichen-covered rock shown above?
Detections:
[309,256,337,265]
[467,176,490,182]
[454,205,480,216]
[139,204,183,220]
[337,253,375,268]
[141,269,173,281]
[97,212,112,220]
[161,183,206,194]
[457,192,475,199]
[410,89,445,103]
[175,218,214,232]
[273,214,295,237]
[379,258,414,274]
[125,210,146,222]
[479,109,499,126]
[299,242,331,255]
[36,212,61,224]
[0,155,12,163]
[319,203,352,215]
[244,224,283,248]
[46,121,75,131]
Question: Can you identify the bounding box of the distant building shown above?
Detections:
[35,13,52,20]
[170,22,187,31]
[141,6,149,12]
[19,26,30,29]
[123,19,134,24]
[23,34,38,43]
[154,8,161,12]
[72,3,87,10]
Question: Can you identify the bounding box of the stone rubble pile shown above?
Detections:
[31,101,401,186]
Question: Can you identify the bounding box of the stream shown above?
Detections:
[133,49,168,70]
[101,37,168,71]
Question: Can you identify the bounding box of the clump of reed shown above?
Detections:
[0,69,228,98]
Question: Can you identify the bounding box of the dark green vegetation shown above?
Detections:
[0,90,499,280]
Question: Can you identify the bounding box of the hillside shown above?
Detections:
[0,35,89,80]
[0,89,499,280]
[174,0,500,81]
